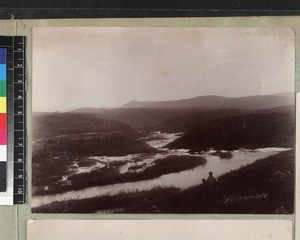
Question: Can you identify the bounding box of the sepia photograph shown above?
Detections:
[31,27,295,214]
[27,219,293,240]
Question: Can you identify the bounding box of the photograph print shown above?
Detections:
[32,27,295,214]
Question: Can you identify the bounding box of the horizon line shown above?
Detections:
[33,91,294,113]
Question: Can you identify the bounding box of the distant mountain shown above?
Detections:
[121,93,294,110]
[71,104,294,132]
[122,100,155,108]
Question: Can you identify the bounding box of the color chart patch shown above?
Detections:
[0,48,6,192]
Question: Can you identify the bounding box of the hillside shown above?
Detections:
[167,110,295,150]
[70,93,294,132]
[71,108,194,131]
[152,108,251,133]
[32,112,155,156]
[32,112,136,140]
[121,93,294,110]
[153,105,294,133]
[70,107,249,133]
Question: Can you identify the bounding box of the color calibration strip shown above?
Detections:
[0,48,6,192]
[0,36,14,205]
[0,36,26,205]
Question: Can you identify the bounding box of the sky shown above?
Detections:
[32,27,295,112]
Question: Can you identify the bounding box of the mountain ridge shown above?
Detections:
[121,92,294,110]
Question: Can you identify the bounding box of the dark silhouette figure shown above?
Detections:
[202,178,208,203]
[206,171,218,212]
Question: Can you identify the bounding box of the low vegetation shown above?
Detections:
[33,150,294,214]
[126,150,295,214]
[33,155,206,196]
[32,187,180,213]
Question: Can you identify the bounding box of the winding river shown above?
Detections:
[32,131,289,208]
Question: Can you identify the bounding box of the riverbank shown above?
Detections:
[137,148,294,214]
[33,155,206,196]
[126,149,295,213]
[32,149,294,213]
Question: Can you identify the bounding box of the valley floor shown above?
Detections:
[32,149,294,214]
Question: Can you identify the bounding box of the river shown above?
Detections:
[32,131,289,208]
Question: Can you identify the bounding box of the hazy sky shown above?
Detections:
[32,27,295,112]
